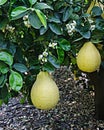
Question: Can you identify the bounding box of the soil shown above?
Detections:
[0,66,104,130]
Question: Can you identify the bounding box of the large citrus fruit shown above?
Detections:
[77,42,101,72]
[31,71,59,110]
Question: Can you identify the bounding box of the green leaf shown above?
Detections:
[62,7,73,22]
[29,0,37,5]
[11,6,28,20]
[92,6,103,17]
[0,62,9,74]
[49,16,61,23]
[58,39,71,51]
[95,19,104,31]
[48,54,60,68]
[74,6,81,12]
[0,99,3,106]
[70,55,77,65]
[0,74,7,88]
[70,13,79,20]
[9,71,23,91]
[76,20,91,39]
[20,96,26,104]
[57,47,64,64]
[34,9,47,28]
[0,75,4,86]
[43,62,55,72]
[0,85,8,100]
[40,26,48,35]
[34,2,53,10]
[0,19,9,30]
[13,63,28,73]
[0,51,13,66]
[0,0,7,5]
[80,31,91,39]
[28,11,42,29]
[49,23,63,35]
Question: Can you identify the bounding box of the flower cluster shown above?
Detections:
[23,15,31,28]
[2,24,15,33]
[66,20,76,36]
[38,49,48,64]
[49,42,57,49]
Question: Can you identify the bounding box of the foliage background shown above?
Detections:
[0,0,104,105]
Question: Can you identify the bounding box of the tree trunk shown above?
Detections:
[88,65,104,120]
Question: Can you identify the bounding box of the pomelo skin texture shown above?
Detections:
[31,71,59,110]
[77,42,101,72]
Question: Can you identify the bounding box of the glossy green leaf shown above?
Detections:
[0,51,13,66]
[58,39,71,51]
[43,62,55,72]
[95,19,104,31]
[48,54,60,68]
[49,16,61,23]
[0,74,6,88]
[80,31,91,39]
[92,6,103,17]
[76,19,91,39]
[62,7,73,22]
[28,11,42,29]
[11,6,28,19]
[0,62,9,74]
[0,0,7,5]
[40,26,48,35]
[57,46,64,64]
[29,0,37,5]
[35,9,47,28]
[70,13,79,20]
[34,2,53,10]
[9,71,23,91]
[49,23,63,35]
[0,75,4,86]
[13,63,28,73]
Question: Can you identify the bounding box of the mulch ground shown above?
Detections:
[0,66,104,130]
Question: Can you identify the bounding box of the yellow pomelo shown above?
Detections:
[77,42,101,72]
[31,71,59,110]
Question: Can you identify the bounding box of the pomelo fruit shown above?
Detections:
[31,71,59,110]
[77,42,101,72]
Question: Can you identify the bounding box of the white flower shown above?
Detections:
[24,20,31,28]
[52,42,57,46]
[91,25,95,31]
[38,50,48,64]
[88,18,94,24]
[72,20,76,26]
[43,51,48,57]
[49,42,53,47]
[66,21,76,36]
[42,58,47,62]
[23,15,28,21]
[49,42,57,49]
[68,31,73,36]
[38,54,43,60]
[5,24,15,33]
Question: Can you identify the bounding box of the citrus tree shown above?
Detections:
[0,0,104,119]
